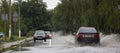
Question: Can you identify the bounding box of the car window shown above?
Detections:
[36,32,44,35]
[35,30,45,35]
[78,27,97,33]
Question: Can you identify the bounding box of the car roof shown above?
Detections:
[78,27,97,33]
[35,30,44,33]
[36,30,44,32]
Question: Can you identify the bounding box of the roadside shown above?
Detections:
[0,37,33,52]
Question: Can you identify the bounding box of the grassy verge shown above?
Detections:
[0,35,32,52]
[0,37,32,52]
[0,35,33,43]
[3,36,27,42]
[0,41,24,52]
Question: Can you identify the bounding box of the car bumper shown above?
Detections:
[34,37,45,40]
[77,38,100,43]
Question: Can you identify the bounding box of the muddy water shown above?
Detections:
[5,33,120,53]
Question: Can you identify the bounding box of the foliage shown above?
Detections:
[0,0,9,34]
[1,0,120,36]
[52,0,120,34]
[26,30,35,37]
[19,0,51,36]
[0,0,51,36]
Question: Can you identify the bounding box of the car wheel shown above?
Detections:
[75,39,79,46]
[44,39,46,42]
[94,41,100,46]
[97,42,100,46]
[34,39,36,43]
[95,39,100,46]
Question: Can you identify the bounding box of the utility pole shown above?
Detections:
[18,0,21,38]
[9,0,12,40]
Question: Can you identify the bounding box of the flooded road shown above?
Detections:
[4,32,120,53]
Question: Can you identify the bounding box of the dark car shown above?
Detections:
[75,27,100,45]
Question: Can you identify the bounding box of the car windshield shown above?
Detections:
[35,30,45,35]
[78,27,97,33]
[36,32,44,35]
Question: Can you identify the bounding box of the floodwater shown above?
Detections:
[4,32,120,53]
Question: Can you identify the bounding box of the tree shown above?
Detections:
[52,0,120,34]
[20,0,50,35]
[0,0,9,34]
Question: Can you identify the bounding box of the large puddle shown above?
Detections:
[4,33,120,53]
[11,40,52,52]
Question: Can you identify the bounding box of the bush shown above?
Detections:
[26,30,35,37]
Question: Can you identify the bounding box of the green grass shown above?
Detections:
[0,35,32,45]
[0,36,25,50]
[0,37,33,52]
[0,42,24,52]
[0,36,32,52]
[1,36,27,42]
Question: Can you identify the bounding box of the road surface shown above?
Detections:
[4,32,120,53]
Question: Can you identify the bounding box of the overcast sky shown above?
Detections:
[10,0,60,9]
[43,0,60,9]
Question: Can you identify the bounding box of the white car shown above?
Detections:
[33,30,46,42]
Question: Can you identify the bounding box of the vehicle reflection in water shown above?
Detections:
[12,43,31,52]
[12,39,52,52]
